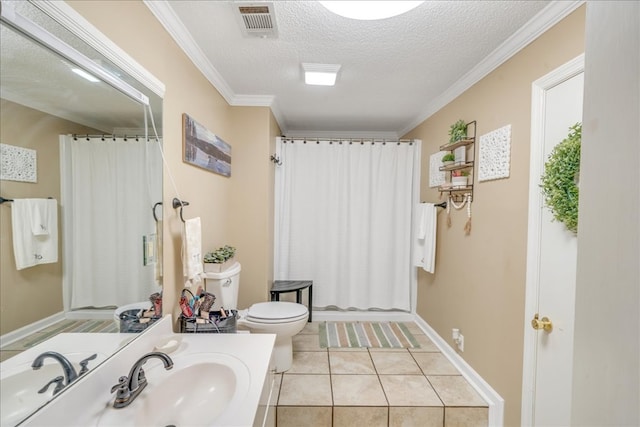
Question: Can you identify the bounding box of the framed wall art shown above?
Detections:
[182,113,231,177]
[0,143,37,183]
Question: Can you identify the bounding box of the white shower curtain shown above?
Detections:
[60,135,162,310]
[274,139,420,311]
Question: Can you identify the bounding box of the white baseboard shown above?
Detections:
[0,311,65,349]
[312,310,414,322]
[0,310,117,350]
[65,309,115,320]
[413,314,505,427]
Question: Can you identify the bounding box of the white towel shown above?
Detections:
[155,219,163,284]
[413,203,437,274]
[182,217,203,287]
[11,198,58,270]
[29,199,55,235]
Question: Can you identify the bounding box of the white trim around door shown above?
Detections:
[521,53,584,426]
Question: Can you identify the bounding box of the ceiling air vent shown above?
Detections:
[234,2,278,38]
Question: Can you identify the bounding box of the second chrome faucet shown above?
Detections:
[110,352,174,408]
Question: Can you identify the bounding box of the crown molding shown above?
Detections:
[398,0,585,136]
[33,0,165,98]
[143,0,235,103]
[229,94,274,107]
[267,101,288,135]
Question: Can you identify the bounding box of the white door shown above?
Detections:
[522,55,584,426]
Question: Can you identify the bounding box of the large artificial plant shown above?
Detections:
[540,123,581,234]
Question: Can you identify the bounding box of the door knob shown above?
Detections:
[531,313,553,332]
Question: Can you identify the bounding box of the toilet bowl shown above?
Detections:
[237,301,308,372]
[204,263,309,372]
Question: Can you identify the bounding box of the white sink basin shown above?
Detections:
[96,352,251,427]
[0,352,106,426]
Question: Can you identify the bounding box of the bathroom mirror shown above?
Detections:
[0,0,164,423]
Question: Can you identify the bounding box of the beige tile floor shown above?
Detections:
[275,321,488,427]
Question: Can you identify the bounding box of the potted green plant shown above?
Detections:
[448,119,468,144]
[442,153,456,166]
[203,245,236,272]
[451,169,470,187]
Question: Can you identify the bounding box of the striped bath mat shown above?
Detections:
[319,321,420,349]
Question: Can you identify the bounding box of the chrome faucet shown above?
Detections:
[110,352,173,408]
[32,351,79,395]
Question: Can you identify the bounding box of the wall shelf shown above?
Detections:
[439,161,474,172]
[437,120,477,202]
[439,137,475,152]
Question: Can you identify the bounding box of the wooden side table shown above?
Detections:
[270,280,313,322]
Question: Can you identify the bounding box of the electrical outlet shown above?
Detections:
[452,328,464,352]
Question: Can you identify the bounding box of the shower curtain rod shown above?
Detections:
[71,134,160,141]
[280,137,415,144]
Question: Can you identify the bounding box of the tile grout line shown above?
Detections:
[408,349,447,409]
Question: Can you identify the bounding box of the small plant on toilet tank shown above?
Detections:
[204,245,236,272]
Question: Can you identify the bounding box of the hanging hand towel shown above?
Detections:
[11,198,58,270]
[182,217,203,287]
[29,198,56,236]
[155,218,163,284]
[413,203,437,274]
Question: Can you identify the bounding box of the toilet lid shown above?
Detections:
[246,301,308,321]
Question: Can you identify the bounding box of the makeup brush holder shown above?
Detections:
[179,310,238,333]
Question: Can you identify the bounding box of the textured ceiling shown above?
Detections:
[1,25,147,133]
[1,1,163,135]
[149,0,574,138]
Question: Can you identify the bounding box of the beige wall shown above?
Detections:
[68,1,275,328]
[0,100,97,335]
[228,106,280,307]
[403,7,585,426]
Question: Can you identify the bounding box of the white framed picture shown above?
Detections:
[478,124,511,182]
[0,143,37,183]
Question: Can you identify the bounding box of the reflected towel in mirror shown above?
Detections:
[155,219,163,284]
[11,198,58,270]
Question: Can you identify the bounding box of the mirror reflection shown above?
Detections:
[0,1,163,424]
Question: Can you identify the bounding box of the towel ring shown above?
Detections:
[172,198,189,223]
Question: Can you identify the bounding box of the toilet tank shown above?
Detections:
[203,262,241,311]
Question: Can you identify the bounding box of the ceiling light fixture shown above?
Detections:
[302,63,341,86]
[319,1,424,21]
[71,68,100,83]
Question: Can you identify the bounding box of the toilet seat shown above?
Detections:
[245,301,308,324]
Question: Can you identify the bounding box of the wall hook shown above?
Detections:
[270,154,282,165]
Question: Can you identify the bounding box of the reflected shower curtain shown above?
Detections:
[274,139,420,311]
[60,135,162,310]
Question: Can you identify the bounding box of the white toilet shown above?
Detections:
[204,262,308,372]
